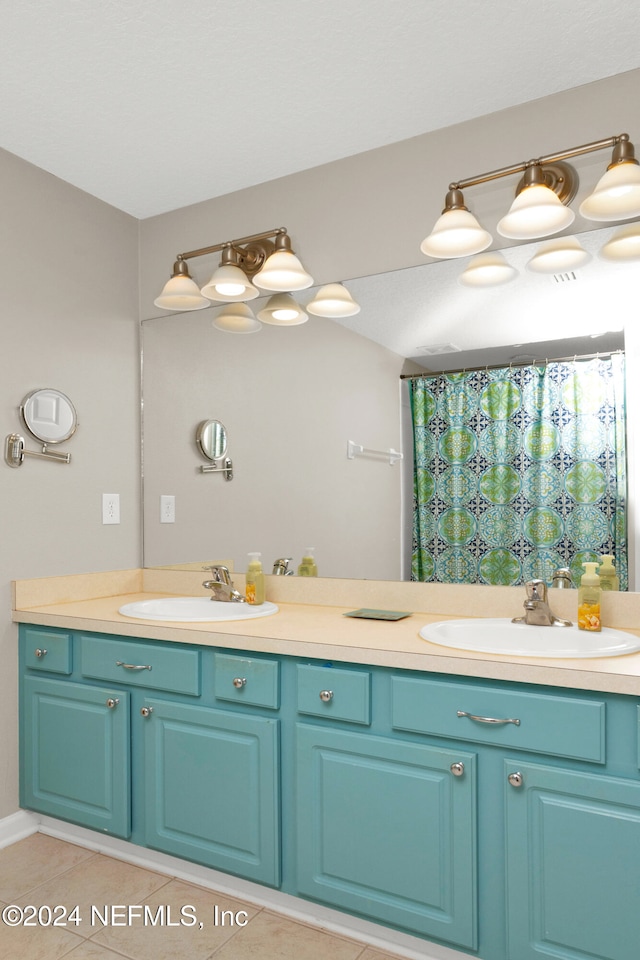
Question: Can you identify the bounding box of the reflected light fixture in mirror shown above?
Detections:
[526,237,592,273]
[307,282,361,317]
[599,223,640,261]
[257,293,308,325]
[421,133,640,260]
[459,252,517,287]
[212,302,262,334]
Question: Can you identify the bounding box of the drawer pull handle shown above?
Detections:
[34,648,47,658]
[508,771,524,788]
[140,706,153,718]
[319,689,333,702]
[450,762,465,777]
[457,710,520,726]
[116,660,152,671]
[233,677,247,689]
[106,698,120,709]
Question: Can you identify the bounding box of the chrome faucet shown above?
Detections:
[202,565,246,602]
[551,567,572,589]
[272,557,294,575]
[512,579,572,627]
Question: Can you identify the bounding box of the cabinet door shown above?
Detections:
[296,724,477,949]
[22,676,130,838]
[142,698,280,887]
[505,759,640,960]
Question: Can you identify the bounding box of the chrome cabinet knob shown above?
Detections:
[233,677,247,689]
[450,762,465,777]
[34,648,47,658]
[106,698,120,709]
[508,771,524,788]
[319,689,333,702]
[140,706,153,718]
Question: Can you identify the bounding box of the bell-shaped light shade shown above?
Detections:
[526,237,592,274]
[421,208,492,259]
[497,184,575,239]
[459,252,517,287]
[201,263,259,302]
[579,162,640,221]
[154,274,210,311]
[212,303,262,334]
[257,293,308,325]
[599,223,640,261]
[253,250,314,291]
[306,283,361,317]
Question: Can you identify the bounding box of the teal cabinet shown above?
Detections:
[22,675,130,837]
[142,697,280,886]
[505,760,640,960]
[296,723,477,949]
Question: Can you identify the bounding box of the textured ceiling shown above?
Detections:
[2,0,640,218]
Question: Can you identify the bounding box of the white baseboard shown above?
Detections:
[0,811,473,960]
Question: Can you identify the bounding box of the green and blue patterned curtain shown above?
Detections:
[409,355,627,587]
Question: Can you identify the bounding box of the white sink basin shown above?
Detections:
[119,597,279,622]
[419,618,640,659]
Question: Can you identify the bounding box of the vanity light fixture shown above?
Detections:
[459,252,518,287]
[212,303,262,334]
[526,237,592,274]
[154,227,314,312]
[306,283,361,317]
[421,133,640,260]
[599,223,640,261]
[257,293,308,325]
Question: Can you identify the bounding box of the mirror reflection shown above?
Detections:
[197,420,227,462]
[142,223,637,586]
[20,388,78,445]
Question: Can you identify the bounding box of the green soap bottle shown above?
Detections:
[245,552,265,605]
[599,554,619,591]
[298,547,318,577]
[578,562,601,632]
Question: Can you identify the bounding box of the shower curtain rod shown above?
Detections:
[399,349,624,381]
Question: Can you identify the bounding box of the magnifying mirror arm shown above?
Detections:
[5,433,71,468]
[200,456,233,480]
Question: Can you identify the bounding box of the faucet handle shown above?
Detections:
[525,579,547,601]
[203,564,232,584]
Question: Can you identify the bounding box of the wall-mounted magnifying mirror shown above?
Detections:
[196,420,233,479]
[21,388,78,444]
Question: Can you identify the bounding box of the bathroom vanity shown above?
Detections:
[13,571,640,960]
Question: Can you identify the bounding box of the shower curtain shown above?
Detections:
[409,355,627,588]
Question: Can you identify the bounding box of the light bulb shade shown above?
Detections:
[257,293,308,325]
[201,263,259,302]
[599,223,640,261]
[459,252,517,287]
[421,208,492,259]
[306,283,361,317]
[526,237,592,274]
[579,162,640,221]
[154,274,210,311]
[253,249,314,291]
[497,184,575,239]
[212,303,261,333]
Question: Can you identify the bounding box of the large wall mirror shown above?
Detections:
[142,222,637,587]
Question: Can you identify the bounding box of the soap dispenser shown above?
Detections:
[577,562,602,632]
[298,547,318,577]
[245,552,265,605]
[598,554,619,591]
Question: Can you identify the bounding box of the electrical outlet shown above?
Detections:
[160,494,175,523]
[102,493,120,525]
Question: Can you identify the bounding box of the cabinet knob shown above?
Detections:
[106,698,120,709]
[140,706,154,718]
[34,648,47,658]
[319,689,334,703]
[450,762,465,777]
[508,771,524,788]
[233,677,247,689]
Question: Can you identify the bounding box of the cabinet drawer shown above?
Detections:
[297,664,370,725]
[23,627,72,675]
[392,676,605,763]
[80,635,200,696]
[214,653,280,709]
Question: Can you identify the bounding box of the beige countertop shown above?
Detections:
[12,568,640,696]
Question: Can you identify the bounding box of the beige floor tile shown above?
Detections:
[63,939,138,959]
[0,834,95,901]
[16,852,170,938]
[92,878,260,960]
[212,909,364,960]
[357,949,408,960]
[0,899,83,960]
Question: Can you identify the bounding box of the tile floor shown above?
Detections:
[0,834,408,960]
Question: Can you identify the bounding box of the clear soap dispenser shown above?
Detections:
[245,552,265,605]
[577,562,602,632]
[598,554,619,591]
[298,547,318,577]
